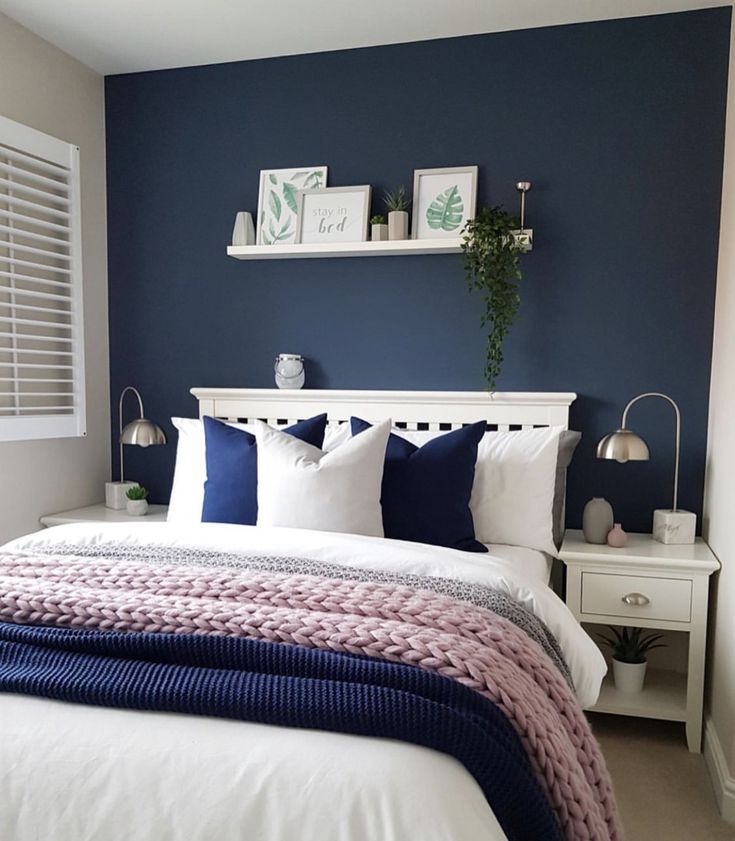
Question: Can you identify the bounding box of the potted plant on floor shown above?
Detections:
[461,205,524,390]
[597,626,666,693]
[370,214,388,241]
[384,185,410,240]
[126,485,149,517]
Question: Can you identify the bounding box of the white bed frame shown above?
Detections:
[190,388,576,431]
[191,388,577,593]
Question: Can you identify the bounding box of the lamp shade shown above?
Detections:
[596,428,650,463]
[120,418,167,448]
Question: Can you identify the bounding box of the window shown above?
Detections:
[0,114,85,442]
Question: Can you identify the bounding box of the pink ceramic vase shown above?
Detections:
[607,523,627,548]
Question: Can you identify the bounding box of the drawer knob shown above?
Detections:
[622,592,650,606]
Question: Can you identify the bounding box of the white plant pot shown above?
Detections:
[126,499,149,517]
[371,223,389,242]
[388,211,409,241]
[612,659,647,693]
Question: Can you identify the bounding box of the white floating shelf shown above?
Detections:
[227,238,463,260]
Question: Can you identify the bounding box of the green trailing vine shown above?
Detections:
[461,206,524,390]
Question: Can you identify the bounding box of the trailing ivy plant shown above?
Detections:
[461,206,524,390]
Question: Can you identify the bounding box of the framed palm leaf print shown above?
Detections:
[411,166,478,240]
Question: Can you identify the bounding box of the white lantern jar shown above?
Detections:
[274,354,305,389]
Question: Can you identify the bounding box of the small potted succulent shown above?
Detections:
[126,484,149,517]
[370,214,388,242]
[384,185,410,241]
[597,626,666,693]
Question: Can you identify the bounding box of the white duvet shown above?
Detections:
[0,523,606,841]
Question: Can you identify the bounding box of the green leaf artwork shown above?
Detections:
[271,218,292,243]
[282,181,299,214]
[269,190,282,221]
[304,170,324,189]
[259,167,326,245]
[426,185,464,231]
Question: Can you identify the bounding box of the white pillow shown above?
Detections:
[255,419,390,537]
[323,422,441,452]
[167,417,253,523]
[470,425,562,555]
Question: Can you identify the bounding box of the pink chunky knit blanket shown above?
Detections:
[0,547,621,841]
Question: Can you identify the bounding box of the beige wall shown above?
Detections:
[704,13,735,822]
[0,13,109,543]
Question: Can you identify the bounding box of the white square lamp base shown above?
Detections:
[106,481,137,510]
[653,509,696,545]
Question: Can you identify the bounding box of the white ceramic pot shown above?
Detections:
[126,499,149,517]
[371,223,389,242]
[231,211,255,246]
[388,211,409,240]
[612,659,647,693]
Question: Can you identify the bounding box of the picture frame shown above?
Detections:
[256,166,328,245]
[411,166,479,240]
[295,186,372,244]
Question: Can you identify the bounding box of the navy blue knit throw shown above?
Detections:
[0,622,562,841]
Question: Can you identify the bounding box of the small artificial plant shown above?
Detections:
[383,185,410,213]
[461,205,524,390]
[370,214,385,225]
[596,626,666,664]
[126,485,148,501]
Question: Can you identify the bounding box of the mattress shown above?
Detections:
[0,523,607,841]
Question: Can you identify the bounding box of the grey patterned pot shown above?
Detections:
[388,211,409,240]
[126,499,148,517]
[371,223,389,242]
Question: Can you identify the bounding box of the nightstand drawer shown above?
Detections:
[581,572,692,622]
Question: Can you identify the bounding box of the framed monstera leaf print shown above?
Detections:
[256,166,328,245]
[411,166,478,240]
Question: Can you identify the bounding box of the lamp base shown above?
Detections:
[653,509,696,545]
[106,481,137,510]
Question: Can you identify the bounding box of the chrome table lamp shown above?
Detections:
[596,392,695,544]
[105,386,167,510]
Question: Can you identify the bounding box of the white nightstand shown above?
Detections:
[40,503,169,527]
[559,529,719,752]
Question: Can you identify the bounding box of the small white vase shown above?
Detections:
[583,497,614,544]
[231,211,255,246]
[126,499,148,517]
[613,659,647,693]
[388,211,409,241]
[371,223,389,242]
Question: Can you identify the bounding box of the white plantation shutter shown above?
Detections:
[0,115,86,442]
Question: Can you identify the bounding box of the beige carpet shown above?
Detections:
[589,713,735,840]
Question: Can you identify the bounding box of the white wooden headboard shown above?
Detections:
[190,389,576,431]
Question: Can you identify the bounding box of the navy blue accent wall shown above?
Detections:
[105,9,730,532]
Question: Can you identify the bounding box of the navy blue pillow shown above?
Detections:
[202,414,327,525]
[350,417,487,553]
